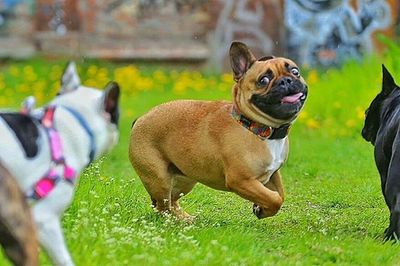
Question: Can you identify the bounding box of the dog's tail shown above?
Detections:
[0,162,38,266]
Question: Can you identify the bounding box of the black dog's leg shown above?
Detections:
[383,137,400,240]
[384,194,400,241]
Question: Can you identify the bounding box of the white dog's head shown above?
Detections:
[51,62,120,161]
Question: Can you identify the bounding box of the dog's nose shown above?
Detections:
[278,76,293,89]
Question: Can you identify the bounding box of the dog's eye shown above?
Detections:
[257,76,270,87]
[291,68,300,77]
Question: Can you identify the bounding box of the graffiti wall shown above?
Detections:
[208,0,283,69]
[0,0,32,35]
[285,0,396,66]
[0,0,398,67]
[0,0,34,58]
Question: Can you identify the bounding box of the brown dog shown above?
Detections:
[0,162,38,266]
[129,42,308,219]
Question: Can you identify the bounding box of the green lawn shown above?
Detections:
[1,57,400,265]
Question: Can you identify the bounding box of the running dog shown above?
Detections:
[0,62,120,265]
[129,42,307,220]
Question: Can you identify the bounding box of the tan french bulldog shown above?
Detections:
[129,42,308,220]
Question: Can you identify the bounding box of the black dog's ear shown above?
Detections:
[230,42,256,82]
[382,64,398,96]
[102,81,120,125]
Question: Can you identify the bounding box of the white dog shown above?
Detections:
[0,62,120,265]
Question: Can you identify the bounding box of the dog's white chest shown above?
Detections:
[262,137,287,184]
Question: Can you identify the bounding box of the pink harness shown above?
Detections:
[26,106,77,200]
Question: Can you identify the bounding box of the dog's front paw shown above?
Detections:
[253,202,282,219]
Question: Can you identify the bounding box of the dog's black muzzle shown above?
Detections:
[251,77,308,121]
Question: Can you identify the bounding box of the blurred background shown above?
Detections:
[1,0,399,137]
[0,0,398,68]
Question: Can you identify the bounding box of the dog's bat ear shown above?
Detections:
[229,42,256,82]
[59,61,81,95]
[21,96,36,114]
[102,81,120,125]
[382,64,398,96]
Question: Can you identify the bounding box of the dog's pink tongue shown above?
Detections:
[282,92,303,104]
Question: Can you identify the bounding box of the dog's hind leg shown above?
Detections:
[171,173,197,220]
[384,183,400,240]
[385,194,400,241]
[382,133,400,240]
[32,184,75,266]
[130,149,174,213]
[0,164,38,266]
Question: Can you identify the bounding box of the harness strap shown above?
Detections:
[61,105,96,164]
[26,106,77,201]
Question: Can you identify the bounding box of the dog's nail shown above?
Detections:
[253,204,261,218]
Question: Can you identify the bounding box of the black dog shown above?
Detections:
[362,65,400,240]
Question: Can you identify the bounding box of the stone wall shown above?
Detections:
[0,0,398,68]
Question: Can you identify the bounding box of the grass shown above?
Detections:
[1,54,400,265]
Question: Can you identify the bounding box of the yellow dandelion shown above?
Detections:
[173,81,187,94]
[154,70,168,84]
[306,118,320,129]
[306,69,319,86]
[36,91,45,103]
[87,65,98,77]
[221,73,232,83]
[85,79,99,88]
[356,106,365,120]
[298,110,308,120]
[23,65,34,74]
[52,81,60,91]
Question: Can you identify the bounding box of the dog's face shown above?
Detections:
[230,42,308,127]
[51,62,120,158]
[362,65,398,144]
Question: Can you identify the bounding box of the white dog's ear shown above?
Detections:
[102,81,120,125]
[59,61,81,95]
[21,95,36,114]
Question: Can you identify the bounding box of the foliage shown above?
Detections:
[1,47,400,264]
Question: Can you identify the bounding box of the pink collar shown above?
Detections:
[26,106,77,200]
